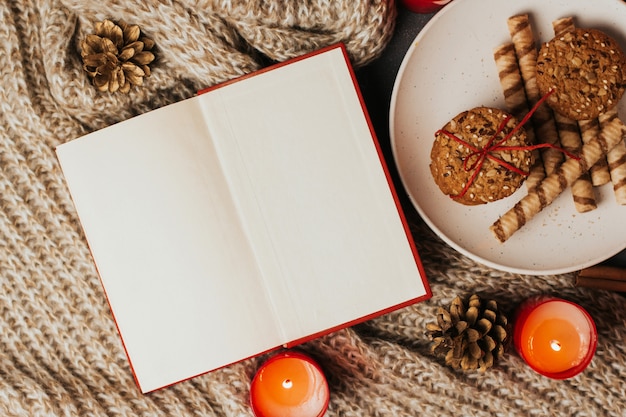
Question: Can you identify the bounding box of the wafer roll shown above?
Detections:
[556,112,597,212]
[493,43,532,119]
[551,16,596,212]
[490,117,625,242]
[599,110,626,204]
[493,43,543,190]
[579,118,612,186]
[506,15,539,108]
[552,16,576,37]
[507,14,563,176]
[505,16,546,188]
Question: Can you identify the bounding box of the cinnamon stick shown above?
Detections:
[579,265,626,281]
[576,265,626,292]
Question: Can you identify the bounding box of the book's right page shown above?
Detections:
[198,45,429,342]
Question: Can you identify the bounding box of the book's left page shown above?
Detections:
[55,99,281,393]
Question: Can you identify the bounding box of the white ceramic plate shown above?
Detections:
[390,0,626,275]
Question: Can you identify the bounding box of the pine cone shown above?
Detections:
[426,294,509,372]
[81,19,156,93]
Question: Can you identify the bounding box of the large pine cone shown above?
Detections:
[426,294,509,372]
[80,20,155,93]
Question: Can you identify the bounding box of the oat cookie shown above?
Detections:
[536,28,626,120]
[430,107,534,205]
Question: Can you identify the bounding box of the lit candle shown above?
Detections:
[514,297,597,379]
[250,351,330,417]
[400,0,452,14]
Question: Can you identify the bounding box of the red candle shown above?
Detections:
[400,0,453,14]
[250,351,330,417]
[514,297,597,379]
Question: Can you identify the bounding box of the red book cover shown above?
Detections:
[56,43,431,393]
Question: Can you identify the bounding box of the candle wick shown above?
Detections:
[550,340,562,352]
[282,379,293,389]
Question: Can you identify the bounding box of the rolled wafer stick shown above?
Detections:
[551,17,597,212]
[599,109,626,204]
[556,112,597,212]
[579,117,612,186]
[552,16,575,36]
[493,43,544,190]
[507,14,563,176]
[493,43,531,118]
[505,16,546,189]
[490,117,625,242]
[506,15,540,110]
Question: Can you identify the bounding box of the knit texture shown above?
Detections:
[2,0,626,416]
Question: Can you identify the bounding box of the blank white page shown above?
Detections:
[198,47,427,341]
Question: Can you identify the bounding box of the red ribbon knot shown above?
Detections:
[435,90,580,200]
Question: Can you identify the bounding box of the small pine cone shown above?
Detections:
[81,19,156,93]
[425,294,509,372]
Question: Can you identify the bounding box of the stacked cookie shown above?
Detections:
[536,28,625,121]
[430,107,534,205]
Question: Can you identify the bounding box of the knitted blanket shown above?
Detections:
[2,0,626,415]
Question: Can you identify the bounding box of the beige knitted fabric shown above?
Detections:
[2,0,626,416]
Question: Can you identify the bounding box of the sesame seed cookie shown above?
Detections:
[430,107,534,205]
[536,28,626,121]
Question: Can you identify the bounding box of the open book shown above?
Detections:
[56,44,431,393]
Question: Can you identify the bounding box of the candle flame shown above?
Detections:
[282,379,293,389]
[550,340,562,352]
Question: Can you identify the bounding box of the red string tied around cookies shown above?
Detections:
[435,90,580,200]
